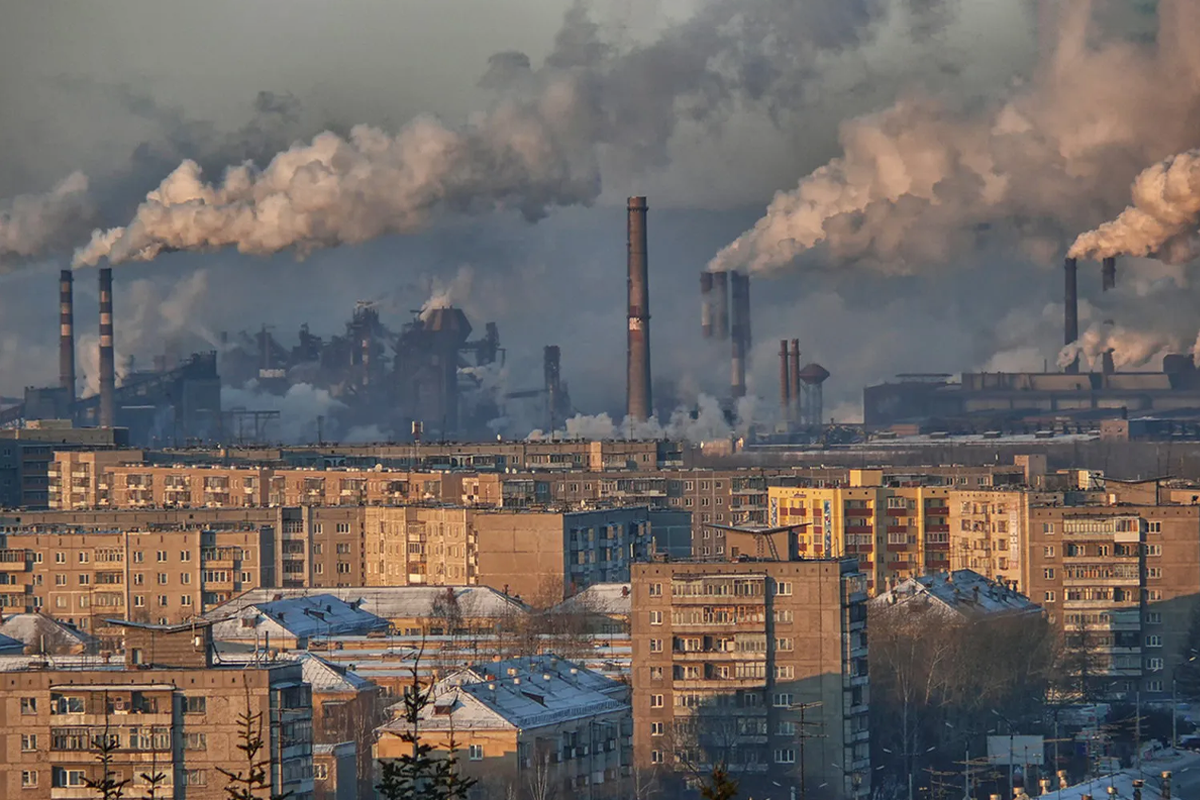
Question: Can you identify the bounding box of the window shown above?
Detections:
[468,744,484,761]
[650,694,664,708]
[1146,612,1162,624]
[314,563,324,575]
[55,574,66,586]
[53,769,87,787]
[157,573,168,585]
[181,595,193,606]
[133,573,144,585]
[1147,521,1162,533]
[180,551,191,561]
[78,552,89,563]
[1042,546,1055,558]
[1146,635,1163,648]
[775,665,795,680]
[776,581,793,596]
[649,639,663,653]
[336,522,351,534]
[650,722,664,736]
[336,543,351,554]
[650,750,663,764]
[1148,658,1165,671]
[1147,680,1164,692]
[182,770,207,786]
[650,667,664,680]
[336,562,352,574]
[134,551,144,563]
[133,595,145,607]
[78,574,90,586]
[778,721,796,736]
[21,733,37,751]
[1145,589,1163,602]
[185,732,207,750]
[648,582,662,597]
[1043,568,1055,579]
[20,697,37,715]
[156,551,167,562]
[181,573,191,585]
[1147,568,1162,579]
[50,694,85,714]
[649,611,663,625]
[1044,591,1056,603]
[1146,544,1163,556]
[773,693,793,708]
[775,749,796,764]
[22,771,37,788]
[55,552,65,564]
[158,595,169,607]
[184,696,207,714]
[775,637,794,651]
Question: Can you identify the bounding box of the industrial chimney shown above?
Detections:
[789,340,801,422]
[729,272,750,399]
[713,270,729,339]
[1064,257,1079,374]
[779,340,791,416]
[544,345,562,431]
[626,196,652,421]
[59,270,75,404]
[98,267,116,428]
[700,272,714,338]
[1102,256,1116,292]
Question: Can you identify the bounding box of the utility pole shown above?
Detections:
[1136,689,1142,772]
[789,700,824,800]
[1172,680,1178,750]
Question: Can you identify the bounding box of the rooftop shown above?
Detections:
[872,570,1040,619]
[209,585,529,622]
[550,583,631,617]
[207,594,389,640]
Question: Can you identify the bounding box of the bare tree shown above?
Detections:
[525,751,556,800]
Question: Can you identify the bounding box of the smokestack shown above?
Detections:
[713,270,729,339]
[626,196,652,421]
[1102,256,1116,292]
[98,267,115,428]
[1102,348,1115,376]
[1064,257,1079,374]
[700,272,714,338]
[730,272,750,399]
[779,340,791,416]
[59,270,75,403]
[544,345,561,431]
[789,340,801,422]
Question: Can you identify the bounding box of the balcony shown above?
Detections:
[0,549,30,570]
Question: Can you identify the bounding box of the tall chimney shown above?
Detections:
[730,272,749,399]
[544,345,561,431]
[626,196,652,421]
[700,272,714,338]
[789,340,801,422]
[59,270,75,403]
[779,340,791,416]
[1102,348,1115,376]
[1064,257,1079,374]
[1102,256,1116,292]
[713,270,729,339]
[98,267,116,428]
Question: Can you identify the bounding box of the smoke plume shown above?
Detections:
[1069,149,1200,262]
[0,172,93,265]
[529,393,739,442]
[710,0,1200,275]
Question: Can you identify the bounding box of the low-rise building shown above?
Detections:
[375,655,631,799]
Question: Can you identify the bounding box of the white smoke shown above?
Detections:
[1070,149,1200,262]
[221,380,346,444]
[420,265,475,320]
[533,393,739,442]
[710,0,1200,275]
[0,172,92,264]
[1057,322,1179,372]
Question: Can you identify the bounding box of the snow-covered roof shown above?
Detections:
[0,633,24,654]
[207,594,389,641]
[208,585,529,622]
[294,652,376,693]
[872,570,1040,619]
[551,583,631,616]
[377,654,629,735]
[0,613,99,653]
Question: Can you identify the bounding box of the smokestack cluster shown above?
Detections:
[729,272,750,399]
[98,267,115,428]
[59,270,75,403]
[626,197,652,422]
[1064,257,1079,373]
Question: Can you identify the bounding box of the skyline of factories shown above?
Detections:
[3,1,1200,442]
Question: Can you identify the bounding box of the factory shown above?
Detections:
[864,256,1200,433]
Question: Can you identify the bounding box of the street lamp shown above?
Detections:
[991,709,1017,797]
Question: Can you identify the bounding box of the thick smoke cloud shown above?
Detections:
[0,172,92,265]
[1070,149,1200,261]
[711,0,1200,276]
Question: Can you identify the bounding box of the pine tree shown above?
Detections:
[1176,600,1200,700]
[377,654,478,800]
[699,764,739,800]
[84,695,130,800]
[218,684,293,800]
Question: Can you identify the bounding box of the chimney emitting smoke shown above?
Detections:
[700,272,713,338]
[626,196,652,422]
[59,270,75,404]
[730,272,750,399]
[779,340,791,416]
[544,345,562,431]
[98,267,115,428]
[713,270,729,339]
[789,339,801,422]
[1064,257,1079,374]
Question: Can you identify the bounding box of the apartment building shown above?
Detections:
[631,558,870,800]
[0,523,270,647]
[48,449,144,509]
[0,424,129,509]
[1024,503,1200,701]
[0,619,314,800]
[375,655,631,799]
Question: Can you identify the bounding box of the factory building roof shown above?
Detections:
[377,654,628,734]
[209,585,529,622]
[872,570,1039,619]
[206,594,389,640]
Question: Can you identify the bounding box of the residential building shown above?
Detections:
[631,558,870,800]
[0,619,314,800]
[0,423,128,509]
[375,655,632,799]
[48,449,144,509]
[208,594,390,649]
[1024,503,1200,701]
[0,613,99,655]
[299,653,383,800]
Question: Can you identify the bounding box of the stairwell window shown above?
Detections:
[469,745,484,761]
